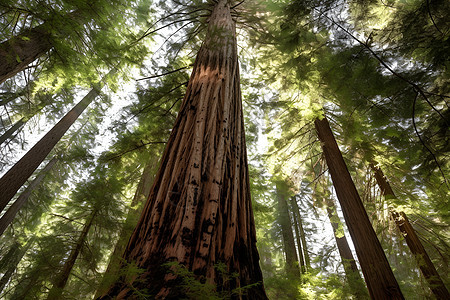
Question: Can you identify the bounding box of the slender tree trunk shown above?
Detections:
[314,116,404,299]
[292,196,311,270]
[275,185,300,277]
[0,104,45,147]
[0,242,20,292]
[0,10,85,84]
[0,237,35,292]
[0,24,53,84]
[371,164,450,299]
[47,209,98,300]
[0,89,27,106]
[99,2,267,299]
[289,198,306,274]
[325,198,368,299]
[95,159,157,298]
[0,74,110,213]
[0,157,58,236]
[9,266,41,299]
[0,242,20,271]
[0,118,26,146]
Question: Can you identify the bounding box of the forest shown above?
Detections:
[0,0,448,299]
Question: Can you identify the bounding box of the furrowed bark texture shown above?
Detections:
[0,157,58,236]
[371,164,450,299]
[100,2,267,299]
[0,25,52,84]
[276,186,300,277]
[314,116,404,299]
[325,199,368,298]
[0,75,109,213]
[47,209,97,300]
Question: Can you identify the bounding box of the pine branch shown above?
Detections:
[106,141,166,161]
[136,66,189,81]
[412,91,449,188]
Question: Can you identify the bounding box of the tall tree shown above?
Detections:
[315,115,404,299]
[100,1,267,298]
[371,163,450,299]
[0,157,58,236]
[0,117,26,146]
[95,158,158,298]
[0,23,52,84]
[0,72,112,212]
[289,197,306,274]
[0,237,35,292]
[275,181,300,278]
[46,208,98,300]
[325,197,368,299]
[291,196,311,271]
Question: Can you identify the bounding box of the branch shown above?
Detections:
[50,213,84,226]
[324,14,448,127]
[130,81,188,120]
[412,91,449,188]
[107,141,166,161]
[231,0,245,10]
[136,66,189,81]
[426,0,443,34]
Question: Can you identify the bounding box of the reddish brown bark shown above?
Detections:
[0,25,52,84]
[0,77,108,213]
[314,116,403,299]
[371,164,450,299]
[99,1,267,299]
[0,157,58,236]
[47,209,98,300]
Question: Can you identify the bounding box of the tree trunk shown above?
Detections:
[99,1,267,299]
[371,164,450,299]
[292,196,311,270]
[275,185,300,277]
[0,24,53,84]
[95,159,157,298]
[0,89,27,106]
[314,116,404,299]
[0,74,109,213]
[0,237,35,292]
[0,157,58,236]
[47,209,97,300]
[326,198,368,298]
[8,265,41,299]
[289,198,306,274]
[0,104,45,147]
[0,118,26,146]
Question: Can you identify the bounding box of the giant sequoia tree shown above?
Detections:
[100,1,267,298]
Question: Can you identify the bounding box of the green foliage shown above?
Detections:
[163,261,262,300]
